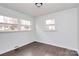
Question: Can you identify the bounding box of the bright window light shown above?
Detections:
[48,26,56,30]
[46,19,55,25]
[0,15,4,23]
[11,18,18,24]
[4,16,18,24]
[4,16,11,23]
[20,20,31,25]
[26,21,31,25]
[0,15,32,32]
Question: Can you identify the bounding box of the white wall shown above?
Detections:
[77,7,79,54]
[35,8,78,51]
[0,6,36,54]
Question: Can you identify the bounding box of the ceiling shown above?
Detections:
[0,3,79,17]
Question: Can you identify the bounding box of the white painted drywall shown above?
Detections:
[35,8,78,51]
[0,6,36,54]
[77,7,79,54]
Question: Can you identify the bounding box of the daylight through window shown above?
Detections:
[46,19,56,31]
[0,15,31,32]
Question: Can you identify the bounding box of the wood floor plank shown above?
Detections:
[0,41,78,56]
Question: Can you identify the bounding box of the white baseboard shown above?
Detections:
[36,41,78,51]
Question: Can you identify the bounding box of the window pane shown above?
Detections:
[20,26,31,31]
[48,25,56,30]
[4,16,18,24]
[11,18,18,24]
[46,19,55,25]
[26,21,31,25]
[4,16,11,23]
[20,20,31,25]
[0,15,4,23]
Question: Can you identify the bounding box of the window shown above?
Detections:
[0,15,31,32]
[4,16,18,24]
[20,20,31,25]
[0,15,4,23]
[46,19,55,25]
[48,25,56,30]
[20,20,31,31]
[45,19,56,31]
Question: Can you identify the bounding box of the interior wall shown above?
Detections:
[35,8,78,51]
[77,7,79,54]
[0,6,36,54]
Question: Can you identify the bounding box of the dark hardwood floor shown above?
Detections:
[0,41,78,56]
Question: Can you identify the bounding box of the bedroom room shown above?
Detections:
[0,3,79,56]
